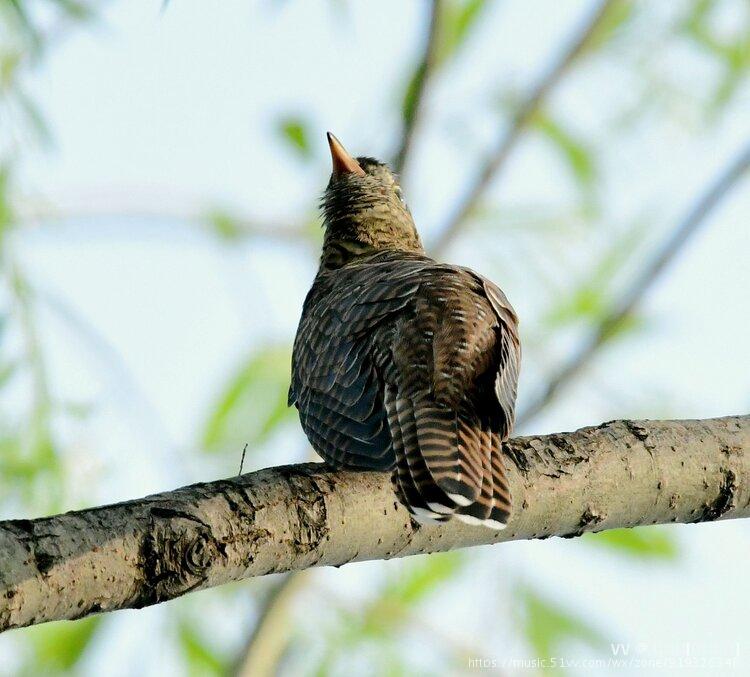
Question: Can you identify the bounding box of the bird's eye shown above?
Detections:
[394,186,406,204]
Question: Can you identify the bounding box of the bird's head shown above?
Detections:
[320,133,423,265]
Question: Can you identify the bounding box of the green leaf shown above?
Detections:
[544,219,647,330]
[202,345,294,453]
[204,208,243,241]
[401,62,427,126]
[16,88,53,148]
[437,0,488,66]
[5,0,42,52]
[583,526,679,561]
[314,554,464,674]
[678,0,750,113]
[52,0,96,21]
[382,552,464,607]
[532,111,597,190]
[518,585,606,664]
[0,359,20,388]
[355,553,464,639]
[401,1,487,128]
[0,165,14,239]
[584,0,636,54]
[29,616,102,671]
[598,312,647,344]
[58,399,94,419]
[178,620,228,676]
[276,116,312,160]
[0,49,23,89]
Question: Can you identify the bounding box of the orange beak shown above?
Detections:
[327,132,365,178]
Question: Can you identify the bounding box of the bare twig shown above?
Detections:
[238,444,249,476]
[431,0,617,255]
[392,0,444,177]
[517,139,750,426]
[1,415,747,631]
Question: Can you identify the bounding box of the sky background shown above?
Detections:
[1,1,749,675]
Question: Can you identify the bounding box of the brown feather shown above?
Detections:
[291,146,520,529]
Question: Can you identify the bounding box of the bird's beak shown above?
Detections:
[327,132,365,178]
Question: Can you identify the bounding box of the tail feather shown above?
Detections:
[412,397,481,506]
[396,395,459,514]
[454,422,494,526]
[385,387,446,522]
[384,389,512,530]
[488,434,511,526]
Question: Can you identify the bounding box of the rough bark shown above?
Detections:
[1,415,747,632]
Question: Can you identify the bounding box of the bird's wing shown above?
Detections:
[386,265,518,527]
[475,273,521,440]
[290,256,429,470]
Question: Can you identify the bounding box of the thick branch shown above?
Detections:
[1,415,747,631]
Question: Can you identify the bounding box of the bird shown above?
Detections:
[289,132,520,529]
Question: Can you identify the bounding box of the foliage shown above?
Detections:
[584,526,679,561]
[401,0,489,126]
[309,553,467,675]
[542,218,648,337]
[531,110,598,204]
[678,0,750,113]
[517,585,607,668]
[584,0,636,54]
[202,344,295,454]
[205,208,245,242]
[276,116,313,161]
[21,617,101,675]
[177,619,230,677]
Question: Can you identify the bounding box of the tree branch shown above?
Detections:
[431,0,617,255]
[517,139,750,426]
[1,415,747,632]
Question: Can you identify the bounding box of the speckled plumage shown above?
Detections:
[289,134,520,528]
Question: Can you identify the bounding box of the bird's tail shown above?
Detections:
[385,387,510,529]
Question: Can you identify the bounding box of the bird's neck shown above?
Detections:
[319,239,381,270]
[319,238,427,270]
[320,218,425,270]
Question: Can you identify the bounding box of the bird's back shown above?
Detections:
[289,250,520,528]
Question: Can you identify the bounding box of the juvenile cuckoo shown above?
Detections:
[289,133,520,528]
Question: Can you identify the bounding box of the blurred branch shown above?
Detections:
[2,414,748,631]
[518,139,750,426]
[315,574,493,672]
[1,2,98,159]
[431,0,617,255]
[15,201,311,245]
[8,264,50,418]
[392,0,444,177]
[234,571,312,677]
